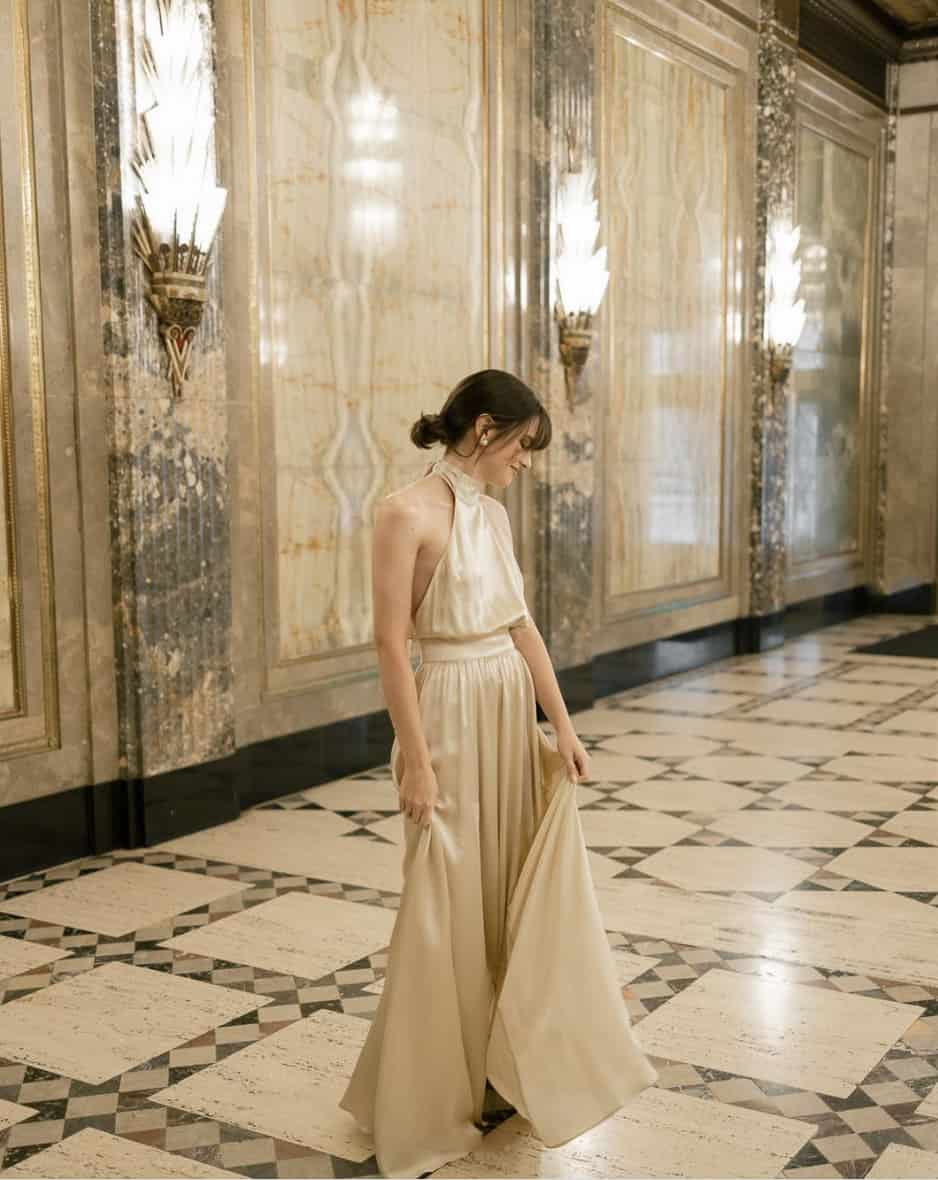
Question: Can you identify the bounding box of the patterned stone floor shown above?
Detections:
[1,616,938,1177]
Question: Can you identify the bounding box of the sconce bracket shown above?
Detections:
[143,271,208,398]
[766,340,794,388]
[555,307,595,409]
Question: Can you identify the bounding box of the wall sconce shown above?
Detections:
[554,163,609,409]
[765,221,806,387]
[131,0,227,398]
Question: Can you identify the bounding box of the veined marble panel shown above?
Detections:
[603,26,730,601]
[260,0,487,661]
[790,126,870,568]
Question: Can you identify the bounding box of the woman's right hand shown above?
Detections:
[398,762,439,828]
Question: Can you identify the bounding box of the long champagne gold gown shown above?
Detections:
[338,455,657,1177]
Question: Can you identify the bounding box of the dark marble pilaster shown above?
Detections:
[91,0,234,782]
[749,0,798,619]
[872,64,899,593]
[524,0,597,673]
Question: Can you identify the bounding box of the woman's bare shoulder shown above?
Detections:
[376,472,443,525]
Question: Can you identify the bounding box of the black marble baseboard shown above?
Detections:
[4,580,935,883]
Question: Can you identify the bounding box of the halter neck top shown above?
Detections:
[413,455,532,640]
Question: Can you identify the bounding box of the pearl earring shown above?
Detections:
[481,434,489,446]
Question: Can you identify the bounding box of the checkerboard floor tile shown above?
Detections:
[3,617,938,1177]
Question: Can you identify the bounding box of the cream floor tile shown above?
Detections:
[575,785,605,807]
[676,755,812,783]
[879,711,938,734]
[0,935,70,981]
[846,732,938,760]
[595,712,855,755]
[742,654,839,676]
[593,882,938,987]
[745,699,877,726]
[916,1086,938,1119]
[579,811,699,849]
[1,1128,239,1177]
[624,689,751,715]
[774,889,938,927]
[580,753,664,784]
[300,778,397,811]
[820,756,938,783]
[684,672,800,694]
[768,779,917,813]
[824,848,938,891]
[601,734,722,759]
[635,968,919,1098]
[0,1098,36,1133]
[161,891,395,982]
[707,810,872,848]
[612,949,659,986]
[0,863,251,938]
[366,815,404,844]
[866,1143,938,1178]
[728,729,859,759]
[919,694,938,710]
[588,851,628,884]
[795,681,917,705]
[632,847,816,892]
[0,961,269,1084]
[612,780,761,812]
[152,1009,373,1162]
[433,1086,813,1179]
[882,811,938,844]
[841,664,938,686]
[158,809,403,893]
[565,708,633,736]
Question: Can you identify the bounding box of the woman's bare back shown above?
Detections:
[384,471,456,620]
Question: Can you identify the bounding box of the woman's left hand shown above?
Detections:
[557,730,590,783]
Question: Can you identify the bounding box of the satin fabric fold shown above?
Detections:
[338,457,657,1177]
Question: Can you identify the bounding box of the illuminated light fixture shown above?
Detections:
[765,220,806,386]
[554,162,609,408]
[131,0,228,397]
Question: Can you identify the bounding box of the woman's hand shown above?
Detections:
[557,729,590,783]
[398,762,439,828]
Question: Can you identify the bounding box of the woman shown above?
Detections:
[339,370,657,1178]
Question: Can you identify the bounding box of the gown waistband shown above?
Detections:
[417,630,517,662]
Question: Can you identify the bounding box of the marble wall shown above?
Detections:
[223,0,491,742]
[882,60,938,594]
[596,0,756,650]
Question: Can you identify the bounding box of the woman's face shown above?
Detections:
[478,417,540,489]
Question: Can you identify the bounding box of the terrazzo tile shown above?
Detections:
[161,891,395,982]
[841,665,938,686]
[152,1009,374,1162]
[819,757,938,783]
[623,690,752,716]
[0,1128,239,1177]
[0,935,70,981]
[684,672,800,694]
[795,681,917,705]
[823,848,938,892]
[632,847,817,892]
[881,811,938,844]
[580,753,664,784]
[677,756,812,783]
[745,700,878,726]
[0,961,270,1084]
[635,968,920,1097]
[579,811,699,849]
[432,1086,814,1178]
[707,811,872,848]
[866,1143,938,1178]
[774,889,938,927]
[564,709,634,736]
[0,1098,37,1133]
[878,711,938,735]
[768,780,918,813]
[612,949,659,987]
[612,780,761,812]
[0,863,251,938]
[300,778,398,812]
[594,882,938,986]
[600,734,723,759]
[157,809,404,893]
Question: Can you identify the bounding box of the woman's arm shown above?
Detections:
[509,622,574,739]
[372,496,432,774]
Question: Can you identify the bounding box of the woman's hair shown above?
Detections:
[410,369,551,454]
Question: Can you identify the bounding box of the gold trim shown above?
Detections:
[11,0,59,746]
[0,93,23,718]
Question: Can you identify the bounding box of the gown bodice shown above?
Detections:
[413,455,531,641]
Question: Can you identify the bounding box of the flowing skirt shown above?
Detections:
[338,631,657,1178]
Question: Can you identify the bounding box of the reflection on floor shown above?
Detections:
[1,615,938,1178]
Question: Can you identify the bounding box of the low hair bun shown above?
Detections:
[410,412,449,450]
